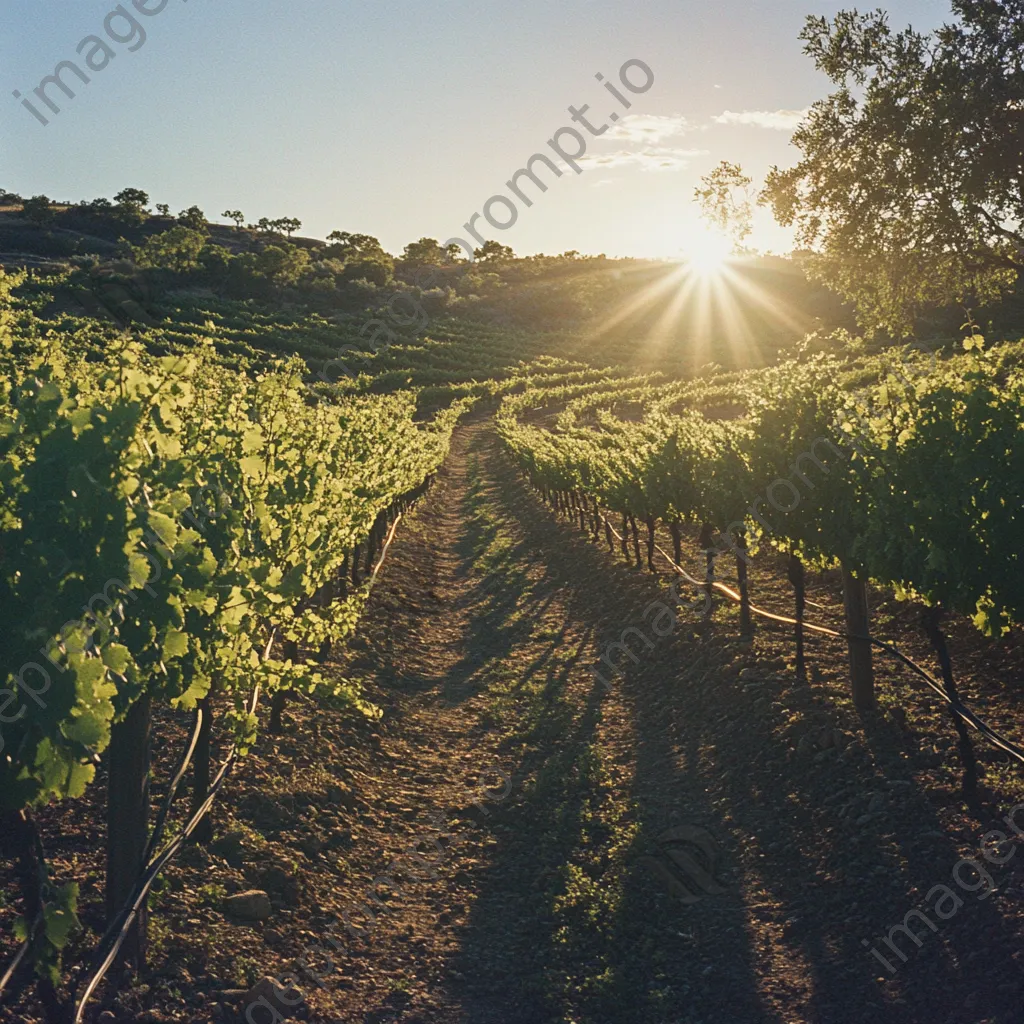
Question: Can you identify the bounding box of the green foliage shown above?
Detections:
[497,339,1024,635]
[401,237,449,266]
[132,226,209,273]
[695,161,754,252]
[177,205,209,233]
[474,241,516,264]
[762,1,1024,336]
[0,277,471,817]
[21,195,54,227]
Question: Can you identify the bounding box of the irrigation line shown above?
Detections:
[369,514,403,587]
[72,508,409,1022]
[0,925,33,999]
[71,636,272,1024]
[594,511,1024,768]
[143,708,204,865]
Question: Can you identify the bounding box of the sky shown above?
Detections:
[2,0,951,259]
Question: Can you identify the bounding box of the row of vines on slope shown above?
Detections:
[496,343,1024,807]
[0,269,470,1020]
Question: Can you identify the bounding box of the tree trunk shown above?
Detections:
[841,565,874,709]
[787,552,806,682]
[922,606,981,811]
[107,694,152,971]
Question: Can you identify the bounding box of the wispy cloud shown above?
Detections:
[606,113,694,143]
[582,147,710,173]
[712,108,808,130]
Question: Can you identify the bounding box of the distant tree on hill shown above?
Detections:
[132,226,208,273]
[342,257,393,287]
[474,241,515,263]
[113,187,150,226]
[156,203,171,217]
[401,237,449,266]
[326,231,387,260]
[114,188,150,212]
[223,209,245,229]
[22,195,54,227]
[252,243,311,285]
[325,231,394,286]
[178,206,209,232]
[274,217,302,238]
[762,1,1024,335]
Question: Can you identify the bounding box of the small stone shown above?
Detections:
[243,975,304,1021]
[223,890,272,921]
[868,793,886,813]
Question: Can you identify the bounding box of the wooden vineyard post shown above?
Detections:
[736,529,753,637]
[620,514,630,562]
[698,523,716,623]
[645,517,657,572]
[270,639,299,733]
[318,578,334,663]
[669,521,683,567]
[191,682,217,845]
[787,551,806,681]
[628,515,643,566]
[604,518,615,552]
[841,565,874,709]
[922,606,980,811]
[107,694,152,970]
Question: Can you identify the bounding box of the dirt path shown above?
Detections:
[70,419,1019,1024]
[255,417,1018,1024]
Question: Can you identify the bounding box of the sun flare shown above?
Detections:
[681,228,733,276]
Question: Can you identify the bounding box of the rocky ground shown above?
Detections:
[3,420,1024,1024]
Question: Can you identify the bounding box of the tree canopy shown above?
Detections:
[762,0,1024,335]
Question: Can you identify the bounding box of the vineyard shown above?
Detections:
[0,169,1022,1024]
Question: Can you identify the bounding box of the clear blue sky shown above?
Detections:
[2,0,949,258]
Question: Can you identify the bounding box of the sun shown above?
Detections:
[680,228,733,276]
